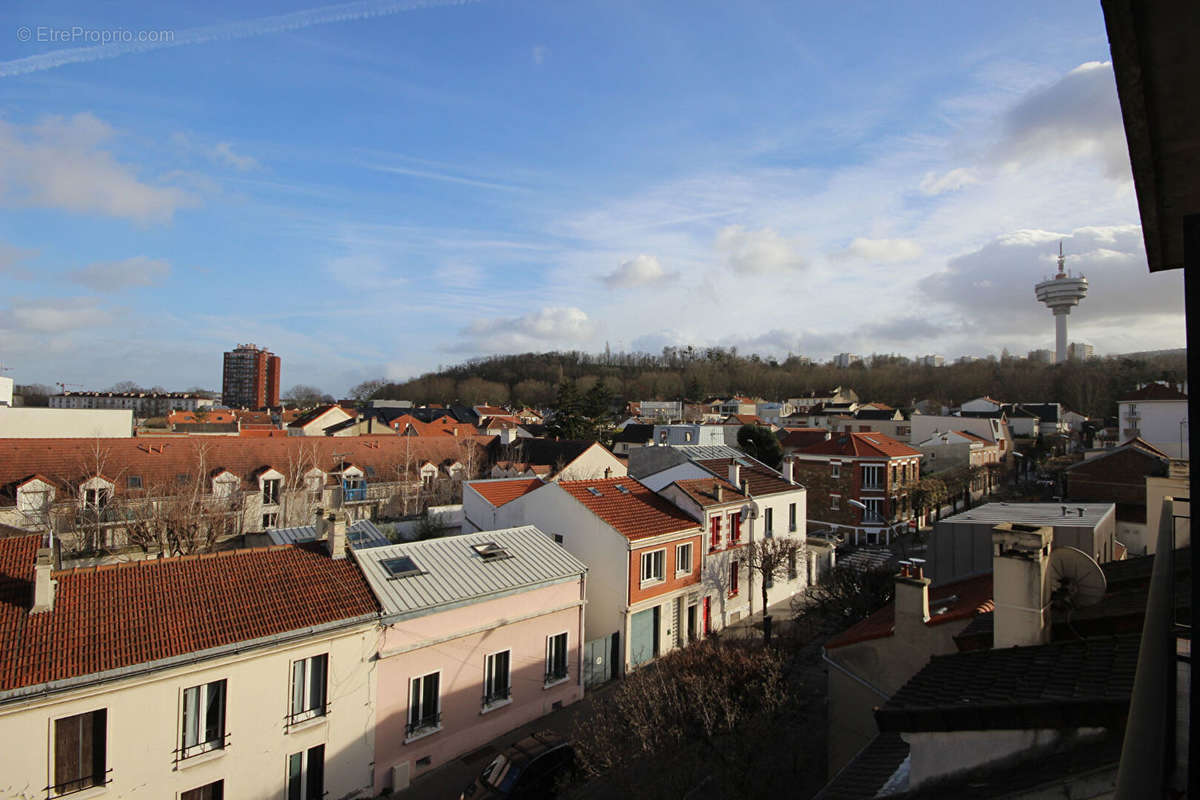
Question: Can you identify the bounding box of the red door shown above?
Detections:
[703,597,712,635]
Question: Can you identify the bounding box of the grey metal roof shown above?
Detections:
[940,502,1115,528]
[268,518,391,549]
[355,526,587,621]
[664,444,748,461]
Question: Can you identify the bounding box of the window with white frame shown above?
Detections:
[182,780,224,800]
[861,465,883,489]
[830,494,841,510]
[286,743,324,800]
[640,549,665,584]
[545,633,569,684]
[484,650,511,706]
[262,478,281,506]
[788,503,797,532]
[831,463,840,479]
[862,498,884,523]
[408,672,440,736]
[213,474,238,499]
[262,512,278,529]
[675,542,693,575]
[289,654,327,723]
[181,679,226,758]
[764,507,774,537]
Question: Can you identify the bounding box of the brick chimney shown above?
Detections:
[991,523,1052,647]
[31,547,56,614]
[728,463,741,489]
[317,509,348,559]
[893,562,930,635]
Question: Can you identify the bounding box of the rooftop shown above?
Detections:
[1119,382,1188,401]
[825,572,994,650]
[0,535,379,697]
[695,457,799,497]
[792,432,922,459]
[267,518,392,549]
[938,502,1115,528]
[559,477,699,541]
[468,478,546,508]
[670,476,748,508]
[355,526,586,621]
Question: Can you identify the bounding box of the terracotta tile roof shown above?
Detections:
[469,478,545,508]
[0,436,490,504]
[0,534,379,694]
[167,410,235,425]
[778,428,831,449]
[1119,382,1188,401]
[559,478,699,541]
[825,573,994,650]
[955,430,995,445]
[876,634,1140,732]
[671,477,747,508]
[792,432,922,459]
[695,458,797,497]
[728,414,765,426]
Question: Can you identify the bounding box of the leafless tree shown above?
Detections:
[743,536,802,641]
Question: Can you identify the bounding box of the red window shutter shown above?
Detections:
[730,512,741,543]
[730,560,739,595]
[710,516,721,549]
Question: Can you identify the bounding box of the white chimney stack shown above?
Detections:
[32,547,56,614]
[893,562,930,635]
[784,459,795,484]
[318,509,348,559]
[991,523,1053,648]
[729,463,741,489]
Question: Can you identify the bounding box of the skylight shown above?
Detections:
[381,556,424,579]
[616,484,630,494]
[586,487,603,496]
[471,542,512,562]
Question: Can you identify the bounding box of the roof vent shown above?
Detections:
[472,542,512,562]
[381,555,424,579]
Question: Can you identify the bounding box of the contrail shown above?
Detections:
[1,0,478,78]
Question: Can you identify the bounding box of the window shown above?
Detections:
[729,512,742,544]
[831,494,841,511]
[675,542,693,575]
[83,487,110,508]
[127,475,142,490]
[262,512,278,529]
[709,516,722,551]
[546,633,569,684]
[52,709,107,796]
[484,650,511,706]
[640,550,665,584]
[182,780,224,800]
[729,560,739,597]
[305,473,324,502]
[552,533,565,545]
[262,478,281,505]
[181,680,226,758]
[286,744,324,800]
[787,548,797,580]
[862,498,884,523]
[408,672,441,736]
[788,503,797,532]
[764,507,774,537]
[684,430,693,442]
[289,654,327,723]
[831,463,840,479]
[862,465,883,490]
[381,555,424,578]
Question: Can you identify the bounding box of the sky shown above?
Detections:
[0,0,1187,396]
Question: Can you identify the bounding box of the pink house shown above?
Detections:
[356,526,587,794]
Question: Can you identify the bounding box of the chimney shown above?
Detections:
[714,483,723,502]
[319,509,348,559]
[783,459,795,484]
[729,463,741,488]
[991,523,1053,647]
[894,561,930,636]
[32,547,56,614]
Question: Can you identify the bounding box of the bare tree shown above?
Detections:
[744,536,802,641]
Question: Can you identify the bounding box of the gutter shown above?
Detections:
[821,647,890,700]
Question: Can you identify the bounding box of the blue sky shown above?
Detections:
[0,0,1186,396]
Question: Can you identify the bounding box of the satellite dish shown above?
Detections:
[1045,546,1107,611]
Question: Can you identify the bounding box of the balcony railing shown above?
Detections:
[47,769,113,798]
[342,484,367,502]
[483,686,512,706]
[545,667,569,684]
[175,732,231,763]
[406,712,441,738]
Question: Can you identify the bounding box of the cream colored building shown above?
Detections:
[0,407,133,438]
[0,524,381,800]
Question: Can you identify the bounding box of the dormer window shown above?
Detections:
[262,479,281,506]
[16,479,55,513]
[79,477,114,509]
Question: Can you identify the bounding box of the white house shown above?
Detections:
[1118,382,1189,458]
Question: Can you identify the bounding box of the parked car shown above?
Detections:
[460,731,575,799]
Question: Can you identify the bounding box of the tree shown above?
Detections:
[800,562,895,626]
[736,425,783,469]
[348,378,387,403]
[744,536,802,641]
[109,380,143,393]
[547,380,590,439]
[283,384,331,409]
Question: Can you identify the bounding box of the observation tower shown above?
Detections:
[1034,242,1088,363]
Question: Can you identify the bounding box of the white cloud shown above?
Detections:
[714,225,806,274]
[532,45,549,66]
[0,114,194,223]
[602,254,677,288]
[457,306,595,353]
[68,256,171,292]
[6,298,115,332]
[212,141,259,171]
[841,237,923,263]
[919,167,978,195]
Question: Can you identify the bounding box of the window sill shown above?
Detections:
[638,578,665,589]
[543,676,570,690]
[674,570,692,578]
[404,725,442,744]
[177,745,226,770]
[481,697,513,715]
[50,783,109,800]
[286,713,327,734]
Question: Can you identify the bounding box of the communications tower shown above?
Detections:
[1034,242,1088,363]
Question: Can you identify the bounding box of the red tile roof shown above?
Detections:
[470,478,545,508]
[671,477,747,508]
[825,573,994,650]
[0,535,379,693]
[560,478,699,541]
[695,458,797,497]
[779,428,831,449]
[793,432,922,459]
[0,436,491,504]
[955,430,995,445]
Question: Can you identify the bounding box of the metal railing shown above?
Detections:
[174,732,230,763]
[46,769,113,798]
[406,712,441,737]
[482,686,511,706]
[284,702,329,727]
[545,666,568,684]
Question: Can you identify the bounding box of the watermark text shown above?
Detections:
[17,25,175,45]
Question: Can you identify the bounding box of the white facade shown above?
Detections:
[0,376,13,407]
[908,414,1010,455]
[1119,397,1188,458]
[49,393,214,415]
[0,622,378,800]
[960,397,1002,414]
[651,424,727,447]
[0,407,133,438]
[552,442,628,481]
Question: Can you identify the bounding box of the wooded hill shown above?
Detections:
[371,347,1188,419]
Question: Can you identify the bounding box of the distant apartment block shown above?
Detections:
[1067,342,1095,360]
[49,391,214,416]
[222,343,281,409]
[916,354,944,367]
[832,353,862,368]
[1028,349,1054,363]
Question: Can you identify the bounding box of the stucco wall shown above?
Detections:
[0,408,133,438]
[554,445,627,481]
[374,581,584,791]
[0,623,378,800]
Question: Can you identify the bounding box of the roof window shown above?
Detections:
[381,555,424,579]
[616,484,630,494]
[471,542,512,562]
[586,487,603,497]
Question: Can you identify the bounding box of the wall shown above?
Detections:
[1145,477,1191,555]
[554,444,628,481]
[0,376,13,407]
[0,408,132,438]
[0,622,377,800]
[1120,400,1189,458]
[373,581,584,792]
